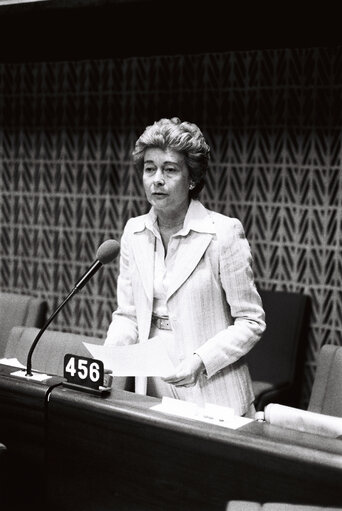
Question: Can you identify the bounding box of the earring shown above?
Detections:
[189,182,195,190]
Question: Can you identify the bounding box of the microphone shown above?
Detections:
[74,239,120,292]
[25,239,120,376]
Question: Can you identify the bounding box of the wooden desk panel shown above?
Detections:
[0,365,60,458]
[46,387,342,511]
[0,365,341,511]
[0,365,63,511]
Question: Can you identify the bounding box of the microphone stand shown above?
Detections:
[26,289,77,376]
[25,260,102,376]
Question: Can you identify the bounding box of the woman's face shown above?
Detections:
[143,147,191,217]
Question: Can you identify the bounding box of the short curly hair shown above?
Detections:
[132,117,210,199]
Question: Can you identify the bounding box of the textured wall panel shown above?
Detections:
[0,47,341,405]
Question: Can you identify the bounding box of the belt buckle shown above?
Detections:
[153,315,171,330]
[159,317,170,330]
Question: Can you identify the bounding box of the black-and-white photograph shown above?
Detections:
[0,1,341,510]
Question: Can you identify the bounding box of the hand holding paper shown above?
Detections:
[162,353,205,387]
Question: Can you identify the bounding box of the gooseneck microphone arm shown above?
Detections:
[25,240,120,376]
[25,287,78,376]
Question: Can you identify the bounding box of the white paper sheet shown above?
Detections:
[10,369,52,382]
[0,357,25,369]
[0,358,53,381]
[151,397,254,430]
[83,337,175,377]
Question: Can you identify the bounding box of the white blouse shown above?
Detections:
[152,227,182,318]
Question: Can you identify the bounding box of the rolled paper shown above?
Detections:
[264,403,342,439]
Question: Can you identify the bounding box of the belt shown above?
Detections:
[151,314,172,330]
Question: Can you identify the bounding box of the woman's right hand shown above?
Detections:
[162,353,205,387]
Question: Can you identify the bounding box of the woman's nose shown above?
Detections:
[154,168,165,184]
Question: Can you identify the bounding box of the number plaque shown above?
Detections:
[63,354,112,394]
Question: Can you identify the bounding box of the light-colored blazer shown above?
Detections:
[105,200,266,415]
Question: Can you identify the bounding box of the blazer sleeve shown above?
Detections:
[104,223,139,346]
[195,218,266,378]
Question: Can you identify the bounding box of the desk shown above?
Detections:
[46,385,342,511]
[0,366,341,511]
[0,364,62,510]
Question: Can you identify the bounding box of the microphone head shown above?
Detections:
[96,239,120,265]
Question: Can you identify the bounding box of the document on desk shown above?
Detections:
[151,397,254,430]
[0,357,25,369]
[0,358,52,381]
[83,337,175,377]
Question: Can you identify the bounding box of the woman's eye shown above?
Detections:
[144,166,155,173]
[164,167,176,173]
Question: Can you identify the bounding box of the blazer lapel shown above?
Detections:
[166,232,213,301]
[131,229,155,303]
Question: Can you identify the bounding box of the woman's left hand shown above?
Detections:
[162,353,205,387]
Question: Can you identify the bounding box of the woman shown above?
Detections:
[105,117,265,417]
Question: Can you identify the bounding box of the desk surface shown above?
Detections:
[52,384,342,461]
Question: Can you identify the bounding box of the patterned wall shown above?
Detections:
[0,46,341,405]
